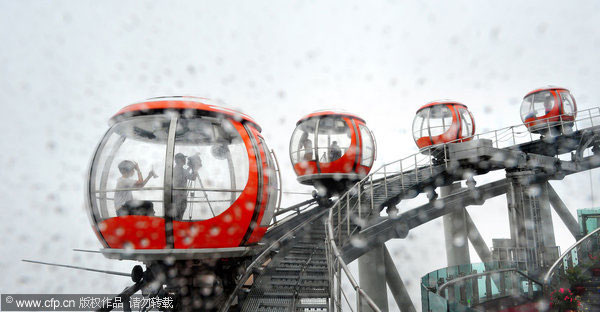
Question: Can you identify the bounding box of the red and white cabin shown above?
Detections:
[412,101,475,150]
[86,97,279,260]
[520,86,577,135]
[290,110,376,193]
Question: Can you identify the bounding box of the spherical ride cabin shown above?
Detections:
[412,101,475,153]
[290,111,376,195]
[520,86,577,136]
[86,97,279,260]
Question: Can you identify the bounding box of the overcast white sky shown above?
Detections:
[1,1,600,310]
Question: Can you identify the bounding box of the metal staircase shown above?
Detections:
[241,213,330,311]
[580,277,600,310]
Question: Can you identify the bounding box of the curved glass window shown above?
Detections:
[522,91,555,122]
[560,91,575,116]
[316,116,352,163]
[172,117,249,221]
[428,105,453,136]
[90,116,169,219]
[258,137,278,226]
[412,109,428,141]
[458,107,474,137]
[290,119,317,165]
[533,91,555,116]
[359,125,375,167]
[520,95,535,122]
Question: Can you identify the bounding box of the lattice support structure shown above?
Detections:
[504,170,560,273]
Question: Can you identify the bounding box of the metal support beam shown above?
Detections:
[505,170,559,272]
[343,179,509,264]
[547,182,580,239]
[442,183,471,266]
[464,211,492,263]
[383,246,416,312]
[539,182,557,248]
[359,244,388,312]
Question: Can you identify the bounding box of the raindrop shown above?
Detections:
[453,236,465,247]
[526,185,541,197]
[123,242,134,254]
[209,226,220,236]
[350,237,367,248]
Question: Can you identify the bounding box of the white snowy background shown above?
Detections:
[1,1,600,310]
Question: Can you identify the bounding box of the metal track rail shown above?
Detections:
[222,109,600,311]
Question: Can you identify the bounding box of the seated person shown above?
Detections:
[114,160,157,216]
[524,110,537,120]
[302,139,314,161]
[524,96,555,120]
[117,199,155,216]
[328,141,342,161]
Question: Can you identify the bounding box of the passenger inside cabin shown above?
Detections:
[524,94,555,120]
[173,153,197,220]
[328,141,342,161]
[543,95,555,115]
[302,138,314,161]
[115,160,157,216]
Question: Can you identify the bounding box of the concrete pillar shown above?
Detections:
[442,182,471,267]
[358,244,389,312]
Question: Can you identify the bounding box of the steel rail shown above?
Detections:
[543,226,600,284]
[438,268,542,295]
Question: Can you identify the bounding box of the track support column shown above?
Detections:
[505,170,559,272]
[442,182,471,266]
[358,244,389,312]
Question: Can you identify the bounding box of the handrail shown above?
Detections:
[421,261,544,311]
[438,268,542,294]
[93,187,244,192]
[543,226,600,284]
[219,206,326,312]
[334,109,600,215]
[272,198,317,217]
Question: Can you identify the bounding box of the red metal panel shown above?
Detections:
[244,129,271,245]
[297,110,365,125]
[99,216,166,249]
[111,98,261,131]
